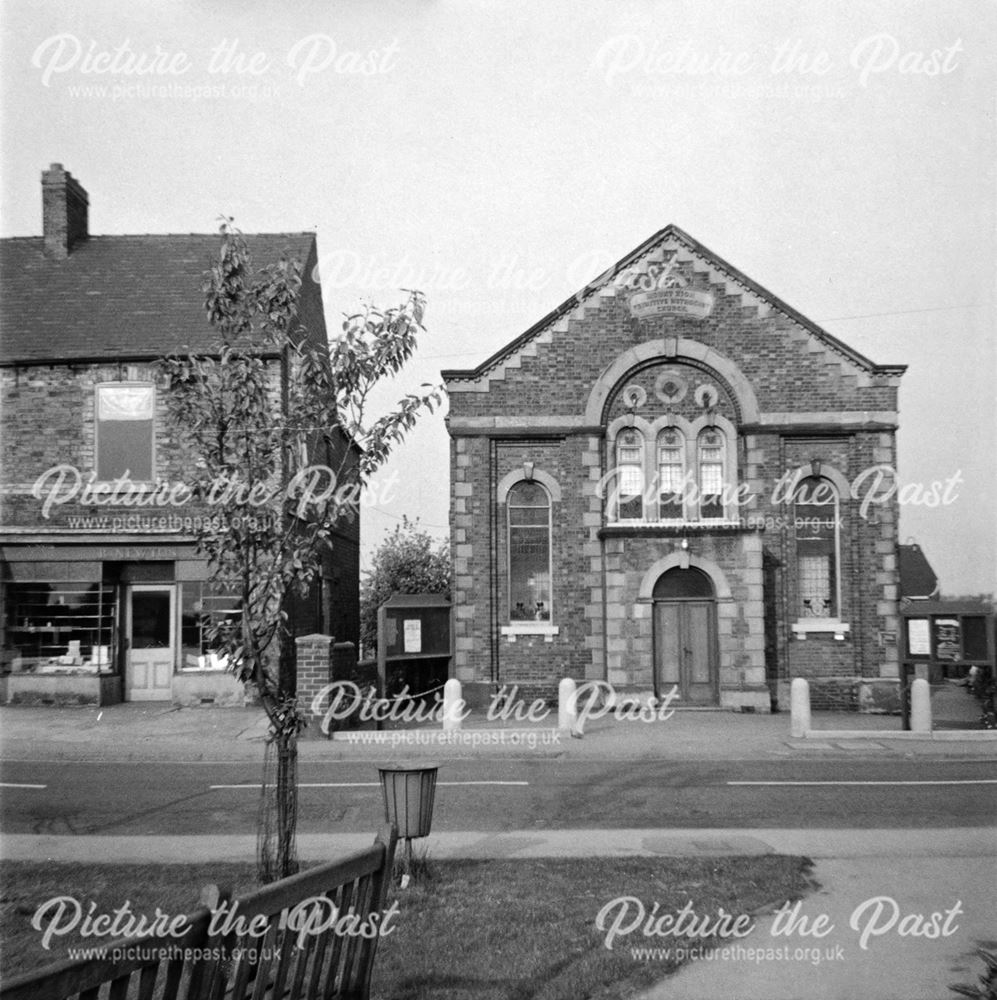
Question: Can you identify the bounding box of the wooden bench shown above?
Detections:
[2,825,398,1000]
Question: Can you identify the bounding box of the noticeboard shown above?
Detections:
[376,593,453,703]
[380,600,450,659]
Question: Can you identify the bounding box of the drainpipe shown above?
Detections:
[489,436,499,686]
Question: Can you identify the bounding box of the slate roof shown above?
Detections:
[0,233,318,365]
[899,543,939,599]
[442,223,907,383]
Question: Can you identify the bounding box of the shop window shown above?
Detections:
[180,582,242,670]
[657,428,685,519]
[615,428,645,521]
[697,428,725,520]
[2,582,115,674]
[507,481,552,621]
[96,383,155,481]
[795,477,840,618]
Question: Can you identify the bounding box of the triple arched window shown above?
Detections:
[608,418,735,523]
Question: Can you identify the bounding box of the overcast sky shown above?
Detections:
[2,1,994,595]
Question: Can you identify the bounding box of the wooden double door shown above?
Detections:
[654,600,718,705]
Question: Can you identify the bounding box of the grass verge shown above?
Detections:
[1,855,814,999]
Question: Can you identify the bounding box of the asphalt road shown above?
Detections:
[2,758,995,836]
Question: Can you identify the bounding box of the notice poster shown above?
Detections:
[934,619,961,661]
[403,618,422,653]
[907,618,931,656]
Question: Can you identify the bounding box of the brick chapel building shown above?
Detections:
[0,165,359,706]
[443,226,907,712]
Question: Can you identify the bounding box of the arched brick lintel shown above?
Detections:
[496,467,563,504]
[637,552,735,602]
[584,338,761,426]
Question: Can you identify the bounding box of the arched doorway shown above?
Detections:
[653,567,718,705]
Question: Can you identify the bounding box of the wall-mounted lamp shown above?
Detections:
[680,538,689,551]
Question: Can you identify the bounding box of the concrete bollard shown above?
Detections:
[910,678,932,734]
[790,677,811,738]
[558,677,577,733]
[442,678,464,732]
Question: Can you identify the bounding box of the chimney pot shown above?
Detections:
[42,164,89,259]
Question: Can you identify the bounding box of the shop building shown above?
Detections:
[0,165,359,705]
[443,225,906,711]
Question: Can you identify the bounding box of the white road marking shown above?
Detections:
[210,780,529,790]
[728,779,997,787]
[0,782,47,789]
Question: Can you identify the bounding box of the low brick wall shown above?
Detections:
[5,672,120,706]
[777,676,902,714]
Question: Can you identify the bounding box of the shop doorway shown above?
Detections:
[125,585,174,701]
[653,567,718,705]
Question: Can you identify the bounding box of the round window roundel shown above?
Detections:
[654,372,688,404]
[621,384,647,409]
[694,383,719,409]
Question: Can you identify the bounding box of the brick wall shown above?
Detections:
[295,633,332,716]
[445,237,903,712]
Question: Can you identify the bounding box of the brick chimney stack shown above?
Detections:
[42,163,89,259]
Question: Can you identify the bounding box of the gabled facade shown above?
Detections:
[0,165,359,706]
[443,225,907,712]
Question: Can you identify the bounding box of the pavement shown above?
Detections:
[2,703,995,1000]
[3,701,996,763]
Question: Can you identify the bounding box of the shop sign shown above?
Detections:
[1,544,184,562]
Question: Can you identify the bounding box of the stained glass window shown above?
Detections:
[657,428,685,519]
[616,428,644,520]
[795,476,839,617]
[508,482,551,621]
[698,428,725,519]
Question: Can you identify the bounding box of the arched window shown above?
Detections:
[615,428,644,520]
[697,427,725,520]
[507,481,552,621]
[657,428,685,519]
[794,476,840,618]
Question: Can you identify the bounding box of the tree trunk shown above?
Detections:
[257,721,299,882]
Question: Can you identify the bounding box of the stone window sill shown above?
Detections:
[792,619,851,640]
[500,623,559,643]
